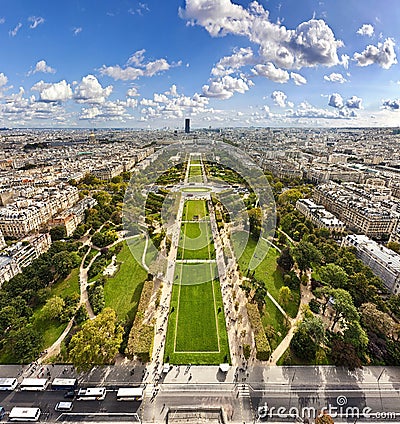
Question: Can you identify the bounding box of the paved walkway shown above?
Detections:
[269,271,314,365]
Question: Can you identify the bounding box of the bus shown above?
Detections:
[0,378,18,390]
[9,407,41,422]
[116,387,144,401]
[20,378,49,391]
[77,387,106,401]
[51,378,78,391]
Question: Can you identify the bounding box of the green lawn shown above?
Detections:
[182,199,209,221]
[104,241,148,323]
[188,164,203,183]
[164,267,230,364]
[261,297,288,350]
[232,231,299,318]
[176,222,215,260]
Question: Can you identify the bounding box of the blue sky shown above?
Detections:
[0,0,400,128]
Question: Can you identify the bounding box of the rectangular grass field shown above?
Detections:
[182,199,209,221]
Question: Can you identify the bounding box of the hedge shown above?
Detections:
[246,303,271,361]
[126,280,154,362]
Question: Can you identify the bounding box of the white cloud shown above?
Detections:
[181,1,343,69]
[30,60,56,75]
[202,75,252,99]
[100,50,180,81]
[126,87,140,97]
[382,99,400,110]
[72,27,82,36]
[328,93,344,108]
[9,22,22,37]
[0,18,5,24]
[346,95,363,109]
[324,72,347,83]
[353,38,397,69]
[36,80,73,103]
[165,84,178,97]
[290,72,307,85]
[252,63,289,83]
[74,75,113,104]
[211,47,254,76]
[28,16,45,29]
[80,100,130,121]
[140,90,210,121]
[271,91,287,107]
[0,73,8,88]
[288,101,350,120]
[357,24,374,37]
[340,54,350,70]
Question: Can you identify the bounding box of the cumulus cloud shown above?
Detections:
[181,0,343,69]
[324,72,347,83]
[346,96,362,109]
[202,75,252,99]
[328,93,344,108]
[211,47,254,76]
[357,24,374,37]
[382,99,400,110]
[9,22,22,37]
[252,63,289,83]
[353,38,397,69]
[74,75,113,104]
[288,101,350,120]
[28,16,45,29]
[72,27,82,36]
[290,72,307,85]
[35,80,73,103]
[271,91,287,107]
[80,100,130,121]
[100,50,180,81]
[126,87,140,97]
[0,73,8,88]
[30,60,56,75]
[140,89,210,121]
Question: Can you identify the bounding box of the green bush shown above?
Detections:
[246,303,271,361]
[126,280,154,362]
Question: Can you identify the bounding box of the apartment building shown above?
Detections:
[49,197,97,236]
[0,233,51,286]
[296,199,346,232]
[342,234,400,295]
[313,182,399,239]
[0,229,5,250]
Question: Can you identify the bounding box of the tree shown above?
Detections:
[387,241,400,254]
[291,314,325,361]
[330,289,359,331]
[278,286,292,306]
[318,264,348,289]
[360,303,396,338]
[248,207,262,239]
[277,247,294,272]
[330,337,362,370]
[50,225,67,242]
[52,251,75,278]
[8,325,42,364]
[68,308,123,371]
[292,241,322,275]
[42,296,65,320]
[343,320,369,353]
[314,286,333,316]
[315,411,335,424]
[278,189,303,205]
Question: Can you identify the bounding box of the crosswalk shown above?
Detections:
[237,384,251,398]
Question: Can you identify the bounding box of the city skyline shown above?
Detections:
[1,0,400,128]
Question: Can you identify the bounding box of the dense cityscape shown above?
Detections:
[0,127,399,423]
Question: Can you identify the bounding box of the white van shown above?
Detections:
[9,407,41,422]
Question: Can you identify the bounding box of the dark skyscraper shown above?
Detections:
[185,118,190,133]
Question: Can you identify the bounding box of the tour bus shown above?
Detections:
[77,387,106,401]
[51,378,78,391]
[0,377,18,390]
[20,378,49,391]
[9,407,41,422]
[116,387,144,401]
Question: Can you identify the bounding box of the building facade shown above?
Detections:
[342,234,400,295]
